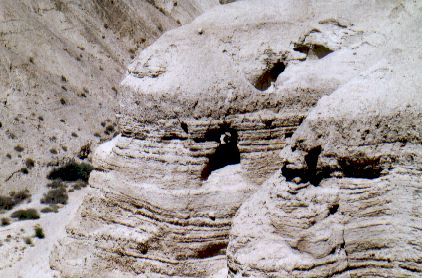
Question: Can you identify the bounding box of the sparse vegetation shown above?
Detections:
[41,204,59,213]
[34,225,45,239]
[0,190,31,210]
[10,190,31,203]
[41,187,68,205]
[11,209,40,220]
[25,158,35,168]
[47,160,93,182]
[60,97,66,104]
[50,148,58,154]
[24,237,32,245]
[1,217,11,226]
[73,180,88,190]
[78,143,91,159]
[14,145,24,152]
[20,167,29,174]
[71,132,78,138]
[46,180,66,189]
[0,196,15,210]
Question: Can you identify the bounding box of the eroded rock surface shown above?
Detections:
[227,1,422,277]
[52,0,421,277]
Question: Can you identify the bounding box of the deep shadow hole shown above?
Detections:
[201,129,240,180]
[312,45,333,59]
[255,61,286,91]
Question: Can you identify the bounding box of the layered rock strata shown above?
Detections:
[227,0,422,277]
[52,0,422,277]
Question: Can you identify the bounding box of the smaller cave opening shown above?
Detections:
[255,61,286,91]
[293,43,333,59]
[329,204,339,215]
[281,145,328,186]
[196,241,228,259]
[311,45,333,59]
[304,145,322,185]
[285,131,294,138]
[293,45,310,55]
[338,156,382,179]
[200,129,240,180]
[180,122,189,133]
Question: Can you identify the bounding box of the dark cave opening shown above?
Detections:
[338,156,382,179]
[255,61,286,91]
[281,145,329,186]
[200,129,240,180]
[311,45,334,59]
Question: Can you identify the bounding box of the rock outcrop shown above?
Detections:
[52,0,422,277]
[227,1,422,277]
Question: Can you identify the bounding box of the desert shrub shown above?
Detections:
[11,209,40,220]
[1,217,11,226]
[25,158,35,169]
[47,160,93,182]
[14,145,24,152]
[41,204,59,213]
[50,148,58,154]
[20,167,29,174]
[24,237,32,245]
[78,144,91,159]
[10,190,31,203]
[73,180,88,190]
[41,187,68,205]
[34,225,45,239]
[0,190,31,210]
[0,195,15,210]
[46,180,66,189]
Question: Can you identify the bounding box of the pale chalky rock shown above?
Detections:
[51,0,422,277]
[228,0,422,277]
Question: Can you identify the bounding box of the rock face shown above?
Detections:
[52,0,422,277]
[0,0,218,194]
[226,1,422,277]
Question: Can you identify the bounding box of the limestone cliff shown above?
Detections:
[52,0,422,277]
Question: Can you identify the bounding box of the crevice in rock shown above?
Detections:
[255,61,286,91]
[285,131,294,138]
[293,43,334,59]
[200,127,240,180]
[282,148,383,186]
[338,156,382,179]
[282,145,327,186]
[196,241,228,259]
[180,122,189,133]
[161,133,188,141]
[311,44,333,59]
[329,203,339,215]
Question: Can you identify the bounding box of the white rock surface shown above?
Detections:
[0,1,218,277]
[49,0,422,277]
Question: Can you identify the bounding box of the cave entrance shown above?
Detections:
[201,129,240,180]
[255,61,286,91]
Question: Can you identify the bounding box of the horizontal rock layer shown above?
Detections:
[52,0,422,277]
